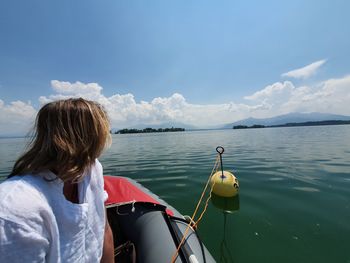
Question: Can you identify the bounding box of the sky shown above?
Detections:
[1,0,350,135]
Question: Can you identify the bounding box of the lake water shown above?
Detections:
[1,125,350,262]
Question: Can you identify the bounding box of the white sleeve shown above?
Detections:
[103,190,109,202]
[94,159,108,202]
[0,217,49,263]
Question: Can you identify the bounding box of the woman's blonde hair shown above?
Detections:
[10,98,111,182]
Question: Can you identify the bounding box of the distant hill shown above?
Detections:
[223,112,350,129]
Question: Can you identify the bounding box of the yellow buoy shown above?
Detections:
[210,171,239,197]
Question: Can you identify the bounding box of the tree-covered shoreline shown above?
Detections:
[114,127,185,134]
[233,120,350,129]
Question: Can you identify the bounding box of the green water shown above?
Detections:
[1,126,350,262]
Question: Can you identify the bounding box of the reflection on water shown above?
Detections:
[220,214,234,263]
[212,194,240,263]
[1,125,350,262]
[211,193,240,214]
[292,186,320,192]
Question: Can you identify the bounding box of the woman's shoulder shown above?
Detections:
[92,159,103,174]
[0,174,53,223]
[88,159,103,184]
[0,176,52,255]
[0,175,43,199]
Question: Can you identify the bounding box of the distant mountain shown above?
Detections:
[223,112,350,129]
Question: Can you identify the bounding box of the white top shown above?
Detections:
[0,160,107,263]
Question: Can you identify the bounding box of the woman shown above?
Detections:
[0,98,114,262]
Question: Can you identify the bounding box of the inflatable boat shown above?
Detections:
[104,175,216,263]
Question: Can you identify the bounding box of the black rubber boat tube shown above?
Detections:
[170,216,207,263]
[162,211,191,263]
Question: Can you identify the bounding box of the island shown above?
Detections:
[233,120,350,129]
[114,127,185,134]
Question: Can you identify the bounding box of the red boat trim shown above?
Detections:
[104,175,174,216]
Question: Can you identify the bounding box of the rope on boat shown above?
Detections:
[170,152,221,263]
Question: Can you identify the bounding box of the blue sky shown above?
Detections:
[1,0,350,134]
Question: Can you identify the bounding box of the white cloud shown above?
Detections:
[51,80,102,95]
[38,80,265,128]
[1,74,350,135]
[39,80,105,105]
[0,100,37,136]
[281,59,326,79]
[244,75,350,116]
[244,81,295,101]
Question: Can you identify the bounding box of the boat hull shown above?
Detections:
[104,176,215,263]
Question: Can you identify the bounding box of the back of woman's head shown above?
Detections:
[10,98,111,181]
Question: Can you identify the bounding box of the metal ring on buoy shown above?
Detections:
[216,146,225,154]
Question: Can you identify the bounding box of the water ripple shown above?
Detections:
[1,126,350,262]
